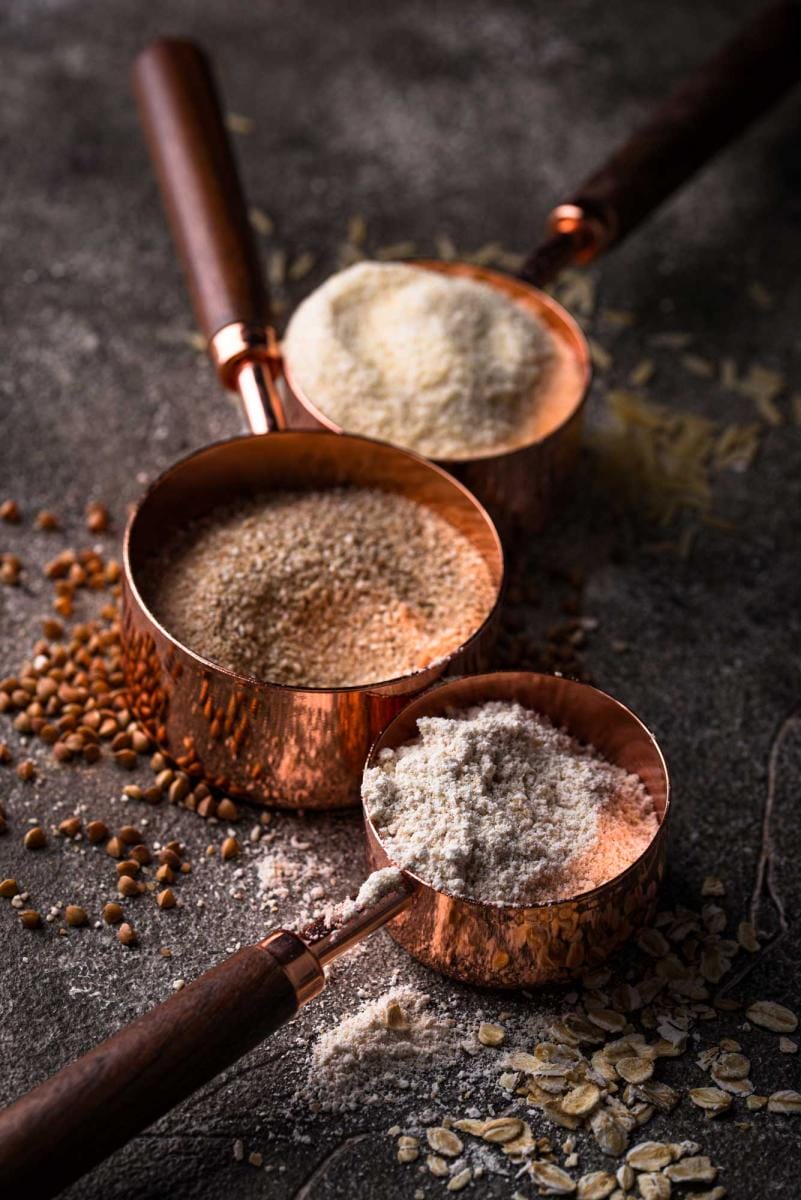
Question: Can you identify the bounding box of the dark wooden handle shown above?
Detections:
[0,942,299,1197]
[574,2,801,246]
[132,38,269,343]
[522,2,801,283]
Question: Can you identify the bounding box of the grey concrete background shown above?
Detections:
[1,1,800,1197]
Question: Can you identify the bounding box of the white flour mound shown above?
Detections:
[283,261,552,458]
[308,987,462,1112]
[362,701,658,905]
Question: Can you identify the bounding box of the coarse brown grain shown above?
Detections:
[117,922,137,946]
[116,860,140,878]
[220,836,240,861]
[0,499,21,523]
[65,905,87,927]
[217,798,239,821]
[155,864,175,883]
[86,820,108,843]
[0,741,12,763]
[35,510,60,531]
[118,825,142,845]
[158,847,182,870]
[129,844,151,865]
[85,503,110,533]
[58,817,81,838]
[23,826,46,850]
[114,749,137,770]
[102,902,124,924]
[156,888,177,910]
[16,759,36,782]
[118,875,143,897]
[19,909,41,928]
[0,878,19,898]
[105,837,124,858]
[143,487,496,688]
[197,796,216,819]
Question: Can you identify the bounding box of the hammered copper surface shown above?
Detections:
[122,431,503,809]
[363,671,669,987]
[283,261,590,535]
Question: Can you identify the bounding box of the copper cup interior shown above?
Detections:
[364,671,669,988]
[122,431,503,808]
[127,430,502,630]
[282,261,590,464]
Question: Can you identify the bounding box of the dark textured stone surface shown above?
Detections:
[1,1,800,1197]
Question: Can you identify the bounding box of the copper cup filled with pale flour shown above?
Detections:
[123,40,503,810]
[281,259,590,534]
[0,672,669,1198]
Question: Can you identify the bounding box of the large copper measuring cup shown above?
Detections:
[285,2,801,530]
[0,671,669,1196]
[124,41,503,810]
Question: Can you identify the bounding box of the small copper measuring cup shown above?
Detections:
[125,40,503,809]
[0,671,668,1196]
[284,2,801,531]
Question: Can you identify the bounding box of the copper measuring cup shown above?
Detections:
[285,2,801,531]
[124,41,503,810]
[0,672,668,1196]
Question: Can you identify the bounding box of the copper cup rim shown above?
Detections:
[123,429,505,697]
[362,669,670,914]
[281,260,592,466]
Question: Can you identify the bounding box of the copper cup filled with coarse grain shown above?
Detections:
[124,40,502,809]
[281,3,801,532]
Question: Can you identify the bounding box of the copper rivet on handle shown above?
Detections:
[363,671,670,989]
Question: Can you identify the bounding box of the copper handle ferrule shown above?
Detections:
[209,321,287,434]
[259,929,325,1006]
[546,204,611,264]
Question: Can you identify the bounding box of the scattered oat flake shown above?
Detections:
[600,307,634,328]
[666,1157,717,1183]
[446,1167,473,1192]
[427,1154,449,1177]
[589,339,613,370]
[529,1160,576,1194]
[482,1116,524,1144]
[477,1021,505,1047]
[577,1171,615,1200]
[701,876,725,896]
[426,1127,463,1157]
[347,215,367,246]
[746,1000,798,1033]
[626,1141,672,1172]
[629,359,655,386]
[376,241,417,260]
[248,207,274,236]
[681,353,715,378]
[638,1173,671,1200]
[649,331,692,349]
[288,251,316,282]
[225,112,254,134]
[767,1089,801,1114]
[689,1087,731,1115]
[737,920,759,952]
[779,1037,798,1054]
[561,1083,601,1116]
[435,233,457,261]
